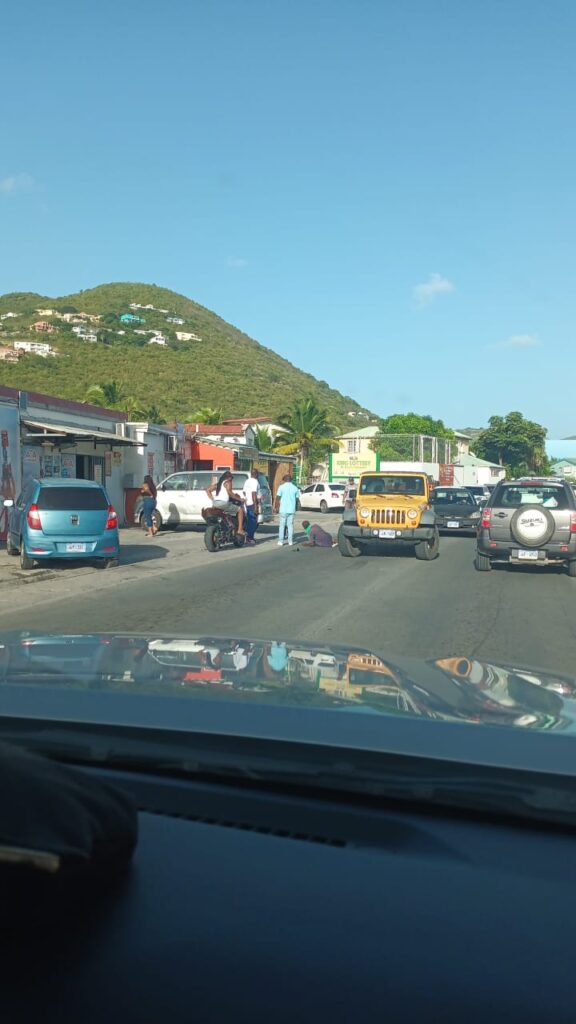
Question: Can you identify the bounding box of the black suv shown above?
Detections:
[475,477,576,575]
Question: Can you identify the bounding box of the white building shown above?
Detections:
[72,325,87,336]
[166,316,185,325]
[14,341,54,357]
[148,334,167,346]
[175,331,202,342]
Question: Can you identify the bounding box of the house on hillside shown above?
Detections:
[166,316,184,325]
[175,331,201,342]
[82,332,99,343]
[35,308,55,317]
[148,334,167,346]
[120,313,145,324]
[0,312,19,320]
[0,346,19,362]
[31,321,55,334]
[72,325,87,336]
[14,341,55,357]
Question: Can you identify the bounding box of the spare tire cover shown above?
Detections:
[510,504,555,547]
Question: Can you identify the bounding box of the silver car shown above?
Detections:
[476,478,576,575]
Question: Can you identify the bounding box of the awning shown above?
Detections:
[21,419,143,447]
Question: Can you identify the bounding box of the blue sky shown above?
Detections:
[1,0,575,435]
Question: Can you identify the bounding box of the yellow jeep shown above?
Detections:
[337,470,439,560]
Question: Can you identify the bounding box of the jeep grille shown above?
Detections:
[370,508,407,525]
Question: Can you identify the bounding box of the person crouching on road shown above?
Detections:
[274,473,301,547]
[243,468,260,546]
[207,470,246,536]
[301,520,336,548]
[140,475,158,537]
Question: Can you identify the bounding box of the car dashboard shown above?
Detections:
[2,762,576,1023]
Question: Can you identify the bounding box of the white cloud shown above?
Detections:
[0,173,36,195]
[502,333,540,348]
[413,272,455,305]
[227,257,248,269]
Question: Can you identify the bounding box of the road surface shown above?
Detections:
[1,513,575,677]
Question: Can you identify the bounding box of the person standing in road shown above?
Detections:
[243,468,260,546]
[274,473,301,547]
[140,475,158,537]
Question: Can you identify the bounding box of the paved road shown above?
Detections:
[2,513,576,677]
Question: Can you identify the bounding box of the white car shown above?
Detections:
[134,470,273,529]
[298,482,346,513]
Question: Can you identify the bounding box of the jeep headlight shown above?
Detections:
[470,510,480,519]
[360,507,370,518]
[407,508,418,520]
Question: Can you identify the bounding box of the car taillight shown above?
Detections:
[27,504,41,530]
[570,512,576,534]
[481,508,491,529]
[331,493,340,499]
[106,505,118,530]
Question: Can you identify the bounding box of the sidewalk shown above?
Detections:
[0,515,343,590]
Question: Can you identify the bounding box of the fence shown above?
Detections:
[374,434,453,464]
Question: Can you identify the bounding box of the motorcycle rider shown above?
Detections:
[206,470,246,536]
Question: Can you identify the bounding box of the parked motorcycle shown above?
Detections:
[202,506,245,552]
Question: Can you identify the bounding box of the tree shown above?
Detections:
[190,406,224,424]
[85,381,125,407]
[120,396,144,419]
[273,397,336,482]
[372,412,454,460]
[475,412,549,476]
[253,426,273,452]
[142,404,165,424]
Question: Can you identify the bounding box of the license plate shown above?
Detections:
[66,543,86,553]
[517,549,538,560]
[378,529,396,538]
[447,521,460,528]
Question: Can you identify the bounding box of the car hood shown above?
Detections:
[1,631,575,734]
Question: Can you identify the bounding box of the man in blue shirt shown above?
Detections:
[274,474,301,547]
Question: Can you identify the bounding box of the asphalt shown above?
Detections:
[1,514,576,677]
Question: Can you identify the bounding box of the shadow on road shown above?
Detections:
[120,543,170,565]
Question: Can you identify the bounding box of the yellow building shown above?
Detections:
[330,425,379,480]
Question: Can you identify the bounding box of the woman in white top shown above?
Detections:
[206,470,245,535]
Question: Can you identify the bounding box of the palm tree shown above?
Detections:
[85,380,125,407]
[273,397,337,484]
[190,406,224,424]
[253,426,273,452]
[120,396,145,419]
[142,404,165,424]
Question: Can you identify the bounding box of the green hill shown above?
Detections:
[0,282,371,427]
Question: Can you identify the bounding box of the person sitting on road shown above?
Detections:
[206,470,245,535]
[301,520,336,548]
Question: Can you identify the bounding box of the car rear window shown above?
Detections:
[36,487,108,510]
[433,490,474,503]
[498,486,570,510]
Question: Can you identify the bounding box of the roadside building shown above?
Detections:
[0,386,142,528]
[14,341,55,357]
[330,426,380,480]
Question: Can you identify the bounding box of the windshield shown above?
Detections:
[1,2,575,823]
[432,490,474,504]
[359,476,426,496]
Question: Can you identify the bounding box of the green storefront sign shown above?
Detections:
[329,451,379,479]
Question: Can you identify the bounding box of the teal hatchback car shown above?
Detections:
[4,479,120,570]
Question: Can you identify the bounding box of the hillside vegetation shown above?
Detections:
[0,283,370,427]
